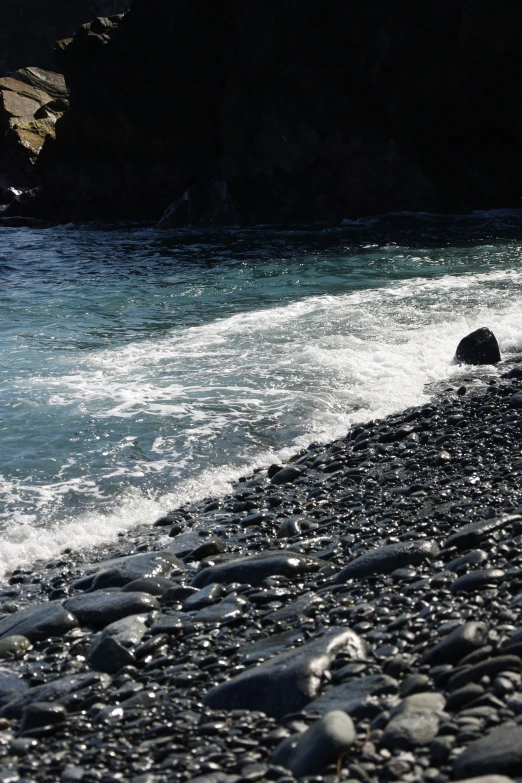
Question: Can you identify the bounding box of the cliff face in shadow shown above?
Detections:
[0,1,130,75]
[16,1,522,224]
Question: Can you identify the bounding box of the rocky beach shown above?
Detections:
[2,2,522,782]
[1,349,522,783]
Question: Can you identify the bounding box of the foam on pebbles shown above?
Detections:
[3,368,522,780]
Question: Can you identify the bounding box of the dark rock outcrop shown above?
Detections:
[11,1,522,223]
[454,328,501,366]
[0,69,68,191]
[0,1,130,75]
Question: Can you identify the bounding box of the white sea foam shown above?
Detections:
[2,266,522,578]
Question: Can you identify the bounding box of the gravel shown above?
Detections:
[2,365,522,781]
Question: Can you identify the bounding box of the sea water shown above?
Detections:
[1,210,522,578]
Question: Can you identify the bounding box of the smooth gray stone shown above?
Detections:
[182,583,226,611]
[509,393,522,408]
[304,674,398,717]
[422,622,488,665]
[381,693,446,750]
[85,551,181,591]
[187,775,240,783]
[382,711,441,749]
[150,614,184,635]
[204,627,366,718]
[121,576,176,595]
[162,585,198,604]
[20,701,67,732]
[192,550,322,589]
[189,537,226,561]
[502,627,522,651]
[271,466,303,485]
[64,592,158,629]
[0,672,111,718]
[191,594,249,625]
[278,516,305,538]
[446,550,488,572]
[271,734,300,770]
[275,710,356,777]
[453,726,522,778]
[453,777,515,783]
[334,540,439,582]
[451,569,505,594]
[391,693,446,714]
[265,592,325,624]
[445,514,521,550]
[0,602,78,642]
[0,667,28,707]
[98,614,147,647]
[60,766,86,783]
[448,656,522,691]
[88,636,136,674]
[446,684,485,710]
[165,530,207,557]
[94,690,159,722]
[0,635,32,659]
[238,629,306,664]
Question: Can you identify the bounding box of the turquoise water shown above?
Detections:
[1,210,522,575]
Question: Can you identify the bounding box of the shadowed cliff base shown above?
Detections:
[5,1,522,225]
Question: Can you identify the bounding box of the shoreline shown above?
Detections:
[0,358,522,782]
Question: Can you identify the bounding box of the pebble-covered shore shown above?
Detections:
[3,361,522,783]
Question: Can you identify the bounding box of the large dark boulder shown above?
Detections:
[454,328,501,366]
[204,628,366,718]
[15,1,522,223]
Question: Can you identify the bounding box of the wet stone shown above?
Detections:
[0,672,112,718]
[191,594,249,625]
[509,393,522,408]
[271,467,303,485]
[150,614,184,635]
[452,778,516,783]
[237,629,306,664]
[448,656,522,691]
[454,327,501,366]
[182,583,226,611]
[445,514,521,551]
[0,667,28,707]
[189,537,226,561]
[381,693,446,750]
[450,569,505,594]
[264,592,325,624]
[423,622,489,665]
[446,550,488,572]
[0,602,78,642]
[304,674,398,717]
[446,684,485,711]
[87,636,136,674]
[64,591,159,628]
[121,576,177,595]
[192,550,322,589]
[453,725,522,778]
[0,636,31,659]
[204,628,365,718]
[98,613,148,647]
[334,539,439,582]
[20,701,67,732]
[81,550,181,591]
[278,517,304,538]
[273,710,356,777]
